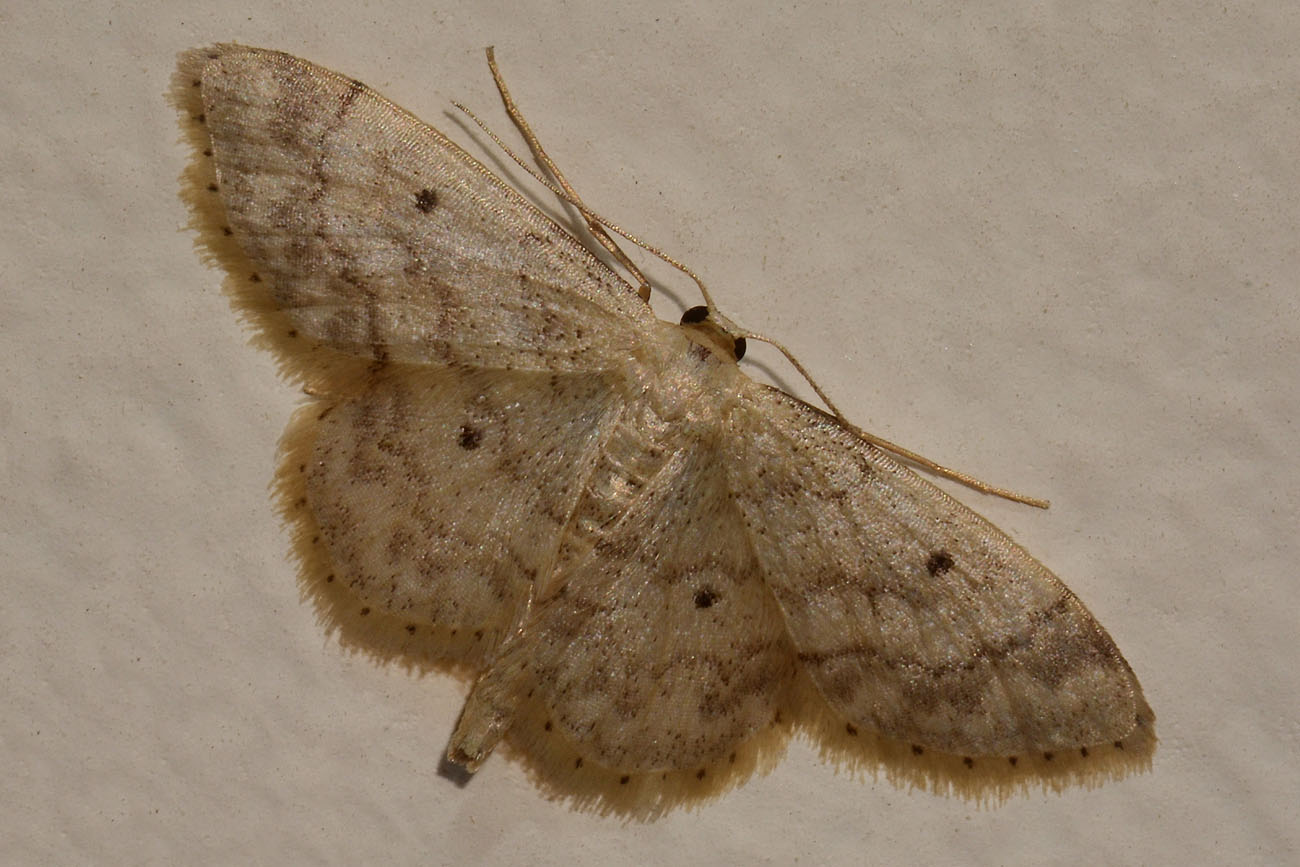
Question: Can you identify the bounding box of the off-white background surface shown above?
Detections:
[4,1,1297,864]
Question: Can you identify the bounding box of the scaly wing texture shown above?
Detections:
[179,44,653,371]
[451,416,797,774]
[726,386,1154,759]
[304,365,625,661]
[175,44,656,667]
[176,44,1153,811]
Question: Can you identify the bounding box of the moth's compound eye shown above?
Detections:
[680,305,710,324]
[732,337,746,361]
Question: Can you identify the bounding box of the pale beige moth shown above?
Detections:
[174,44,1154,814]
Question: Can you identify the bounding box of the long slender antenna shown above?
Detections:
[483,48,650,303]
[456,49,723,311]
[734,328,1049,509]
[463,48,1049,511]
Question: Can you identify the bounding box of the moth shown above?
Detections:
[177,44,1153,807]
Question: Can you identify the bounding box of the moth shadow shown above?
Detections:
[436,752,475,788]
[737,353,801,399]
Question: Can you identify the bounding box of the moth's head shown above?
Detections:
[679,306,747,362]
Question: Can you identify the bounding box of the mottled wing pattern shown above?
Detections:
[183,45,654,370]
[452,425,797,772]
[726,386,1151,756]
[180,44,1152,800]
[307,365,624,656]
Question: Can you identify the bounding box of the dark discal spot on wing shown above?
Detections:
[414,187,438,213]
[457,424,482,450]
[693,588,718,609]
[925,550,955,576]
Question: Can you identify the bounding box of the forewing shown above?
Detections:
[307,365,624,656]
[726,387,1152,756]
[181,45,654,370]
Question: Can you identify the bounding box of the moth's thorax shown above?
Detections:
[624,320,748,426]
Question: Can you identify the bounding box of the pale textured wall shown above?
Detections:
[3,2,1296,864]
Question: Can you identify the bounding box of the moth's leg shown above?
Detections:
[446,636,534,772]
